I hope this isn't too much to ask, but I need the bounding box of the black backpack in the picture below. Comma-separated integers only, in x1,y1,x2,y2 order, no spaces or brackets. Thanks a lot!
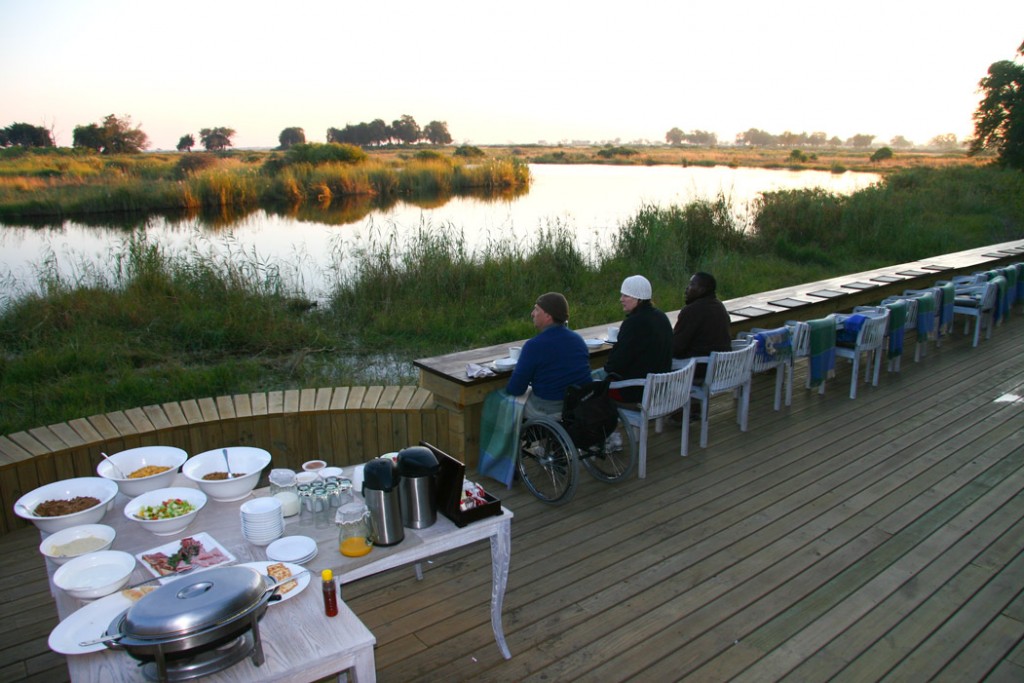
562,376,620,449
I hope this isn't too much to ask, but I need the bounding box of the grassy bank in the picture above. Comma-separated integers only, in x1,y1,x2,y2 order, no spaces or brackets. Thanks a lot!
0,145,531,219
2,164,1022,435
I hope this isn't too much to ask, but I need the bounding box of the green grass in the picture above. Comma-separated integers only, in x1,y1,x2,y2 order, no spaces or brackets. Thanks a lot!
1,164,1023,435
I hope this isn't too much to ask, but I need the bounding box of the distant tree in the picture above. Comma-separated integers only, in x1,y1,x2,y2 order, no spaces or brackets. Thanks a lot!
735,128,776,146
870,146,894,162
846,133,875,148
788,149,809,162
278,127,305,150
928,133,960,150
665,127,684,145
970,41,1024,168
890,135,914,149
367,119,391,145
391,114,421,144
807,131,828,146
72,123,105,152
423,120,452,145
72,114,148,154
199,127,235,151
828,136,843,147
683,129,717,146
1,122,54,147
176,134,195,152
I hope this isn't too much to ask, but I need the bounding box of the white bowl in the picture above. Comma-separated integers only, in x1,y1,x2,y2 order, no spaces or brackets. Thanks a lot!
319,466,344,480
53,550,136,599
40,524,116,565
14,477,119,534
123,487,207,536
182,447,271,502
584,338,605,348
96,446,188,497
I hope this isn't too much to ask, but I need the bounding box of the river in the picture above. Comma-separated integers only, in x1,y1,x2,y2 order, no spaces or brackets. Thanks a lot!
0,164,879,301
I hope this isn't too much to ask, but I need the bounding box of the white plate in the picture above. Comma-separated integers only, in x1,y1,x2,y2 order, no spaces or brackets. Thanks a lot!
266,535,318,564
238,561,311,604
603,337,618,344
48,590,132,655
584,338,605,348
494,357,517,370
135,532,236,580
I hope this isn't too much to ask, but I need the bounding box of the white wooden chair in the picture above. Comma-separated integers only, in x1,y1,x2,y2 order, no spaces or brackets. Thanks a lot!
688,341,757,449
830,309,889,399
952,278,1000,347
902,287,941,360
736,325,795,411
611,360,696,478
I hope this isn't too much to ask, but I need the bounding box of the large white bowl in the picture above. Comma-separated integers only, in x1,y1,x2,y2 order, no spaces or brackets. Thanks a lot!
53,550,136,599
182,447,272,502
96,446,188,497
40,523,116,565
14,477,119,534
123,487,207,536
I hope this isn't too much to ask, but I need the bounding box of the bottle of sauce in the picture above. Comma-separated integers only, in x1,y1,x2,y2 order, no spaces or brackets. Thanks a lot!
321,568,338,617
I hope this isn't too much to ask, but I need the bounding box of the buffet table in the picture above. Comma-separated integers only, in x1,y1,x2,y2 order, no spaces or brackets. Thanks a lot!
43,473,514,681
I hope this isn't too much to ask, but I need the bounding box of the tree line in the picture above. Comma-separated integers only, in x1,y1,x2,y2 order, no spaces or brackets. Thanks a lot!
0,113,453,154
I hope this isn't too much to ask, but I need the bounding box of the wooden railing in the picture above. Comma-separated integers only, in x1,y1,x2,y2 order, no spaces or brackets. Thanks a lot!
0,386,446,534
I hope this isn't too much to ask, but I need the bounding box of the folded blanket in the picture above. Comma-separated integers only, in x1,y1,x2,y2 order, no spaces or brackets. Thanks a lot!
884,300,907,359
913,292,936,340
477,389,524,488
806,318,836,388
754,326,792,363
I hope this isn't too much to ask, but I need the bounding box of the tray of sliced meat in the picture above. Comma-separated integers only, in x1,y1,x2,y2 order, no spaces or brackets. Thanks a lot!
135,532,236,579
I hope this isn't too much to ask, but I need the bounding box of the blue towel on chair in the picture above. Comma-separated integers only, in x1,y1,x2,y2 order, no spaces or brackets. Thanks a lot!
884,300,907,359
807,318,836,388
836,314,867,345
478,389,523,488
914,292,936,340
754,327,792,363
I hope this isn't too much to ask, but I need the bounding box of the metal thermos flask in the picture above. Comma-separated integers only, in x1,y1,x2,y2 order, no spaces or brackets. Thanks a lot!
397,446,440,529
361,458,404,546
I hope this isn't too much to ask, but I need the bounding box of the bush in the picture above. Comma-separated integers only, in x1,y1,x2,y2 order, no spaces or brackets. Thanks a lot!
870,147,894,163
596,146,638,159
283,143,367,166
174,153,219,178
454,145,485,158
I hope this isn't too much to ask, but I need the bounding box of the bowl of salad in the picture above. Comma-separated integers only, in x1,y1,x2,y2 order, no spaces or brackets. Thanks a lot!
123,487,207,536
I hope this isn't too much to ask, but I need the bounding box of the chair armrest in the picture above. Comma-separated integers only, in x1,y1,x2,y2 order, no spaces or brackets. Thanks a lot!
609,378,647,390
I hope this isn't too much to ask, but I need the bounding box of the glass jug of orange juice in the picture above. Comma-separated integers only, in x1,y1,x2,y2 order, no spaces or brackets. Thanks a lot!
336,501,373,557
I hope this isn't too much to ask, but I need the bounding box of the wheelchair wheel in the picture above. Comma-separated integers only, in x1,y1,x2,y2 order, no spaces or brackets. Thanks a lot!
518,417,579,505
579,410,637,483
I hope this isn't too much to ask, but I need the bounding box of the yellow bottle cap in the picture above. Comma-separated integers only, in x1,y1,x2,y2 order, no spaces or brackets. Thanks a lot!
321,569,333,581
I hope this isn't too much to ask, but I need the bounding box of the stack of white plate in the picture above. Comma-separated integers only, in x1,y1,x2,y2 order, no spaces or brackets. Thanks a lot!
265,535,318,565
240,497,284,546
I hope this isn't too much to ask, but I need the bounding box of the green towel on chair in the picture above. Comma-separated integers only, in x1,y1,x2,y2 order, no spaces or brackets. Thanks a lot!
883,300,907,358
807,317,836,387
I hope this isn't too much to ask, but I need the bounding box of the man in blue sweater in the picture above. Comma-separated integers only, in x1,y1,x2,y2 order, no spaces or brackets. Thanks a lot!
506,292,593,419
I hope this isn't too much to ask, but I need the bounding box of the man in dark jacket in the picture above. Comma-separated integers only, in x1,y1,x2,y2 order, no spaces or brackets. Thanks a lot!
603,275,673,403
672,271,732,381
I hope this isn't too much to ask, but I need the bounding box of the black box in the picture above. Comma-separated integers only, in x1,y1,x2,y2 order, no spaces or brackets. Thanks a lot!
420,442,503,528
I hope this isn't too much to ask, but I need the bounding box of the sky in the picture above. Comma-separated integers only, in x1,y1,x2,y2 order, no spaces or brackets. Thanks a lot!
2,0,1023,151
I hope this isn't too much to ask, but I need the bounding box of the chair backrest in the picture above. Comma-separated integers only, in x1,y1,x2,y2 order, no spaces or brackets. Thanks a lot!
856,311,890,349
641,361,697,420
705,341,757,394
786,320,811,358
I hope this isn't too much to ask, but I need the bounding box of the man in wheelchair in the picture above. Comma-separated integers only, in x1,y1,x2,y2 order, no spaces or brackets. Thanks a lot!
505,292,593,419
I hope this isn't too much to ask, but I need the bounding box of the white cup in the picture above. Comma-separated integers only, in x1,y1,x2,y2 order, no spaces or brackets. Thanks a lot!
607,327,619,342
509,346,522,360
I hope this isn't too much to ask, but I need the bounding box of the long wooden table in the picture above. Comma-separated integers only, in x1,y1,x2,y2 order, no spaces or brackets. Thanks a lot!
44,474,514,681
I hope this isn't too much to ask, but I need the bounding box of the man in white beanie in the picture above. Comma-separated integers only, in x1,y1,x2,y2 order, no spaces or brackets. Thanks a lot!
601,274,673,403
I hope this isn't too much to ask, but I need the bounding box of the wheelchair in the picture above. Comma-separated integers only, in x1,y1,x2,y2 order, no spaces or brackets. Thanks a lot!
516,378,638,505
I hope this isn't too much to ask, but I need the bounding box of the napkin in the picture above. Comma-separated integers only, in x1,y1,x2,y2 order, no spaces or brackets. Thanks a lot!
467,363,495,378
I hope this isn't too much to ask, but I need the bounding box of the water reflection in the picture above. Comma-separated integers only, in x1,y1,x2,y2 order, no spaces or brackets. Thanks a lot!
0,164,878,300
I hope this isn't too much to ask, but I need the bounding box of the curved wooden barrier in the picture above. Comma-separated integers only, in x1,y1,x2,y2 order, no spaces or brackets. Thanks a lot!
0,386,444,534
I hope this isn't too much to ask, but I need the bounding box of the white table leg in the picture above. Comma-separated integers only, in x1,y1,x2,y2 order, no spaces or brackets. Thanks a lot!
489,519,513,659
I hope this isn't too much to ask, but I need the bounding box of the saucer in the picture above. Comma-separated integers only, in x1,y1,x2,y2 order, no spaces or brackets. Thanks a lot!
494,357,517,370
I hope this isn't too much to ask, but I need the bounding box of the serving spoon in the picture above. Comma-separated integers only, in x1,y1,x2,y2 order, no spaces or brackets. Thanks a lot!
222,448,234,478
100,452,127,478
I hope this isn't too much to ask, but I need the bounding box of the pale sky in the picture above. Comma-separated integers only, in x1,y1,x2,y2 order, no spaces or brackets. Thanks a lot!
2,0,1022,150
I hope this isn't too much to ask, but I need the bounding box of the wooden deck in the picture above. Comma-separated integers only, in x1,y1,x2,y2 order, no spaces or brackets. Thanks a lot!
6,311,1024,682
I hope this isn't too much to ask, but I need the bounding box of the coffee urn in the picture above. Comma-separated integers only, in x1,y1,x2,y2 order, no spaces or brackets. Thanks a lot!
361,458,404,546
